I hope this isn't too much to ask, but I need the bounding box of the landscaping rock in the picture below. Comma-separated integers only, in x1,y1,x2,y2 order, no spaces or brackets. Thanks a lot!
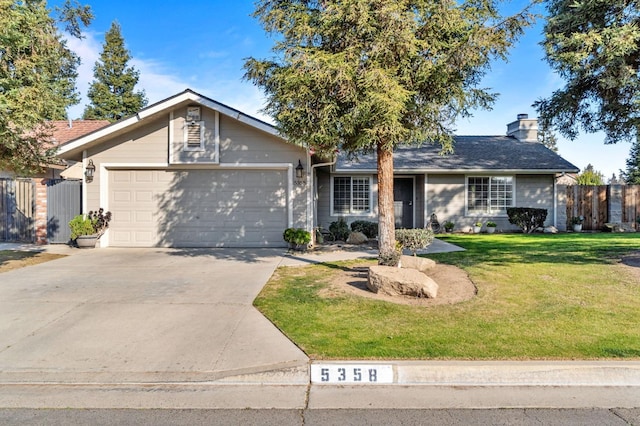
400,255,436,273
368,265,438,298
604,222,637,233
544,226,558,234
346,231,368,244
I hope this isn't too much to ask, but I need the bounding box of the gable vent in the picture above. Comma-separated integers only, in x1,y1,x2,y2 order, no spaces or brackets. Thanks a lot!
187,121,202,146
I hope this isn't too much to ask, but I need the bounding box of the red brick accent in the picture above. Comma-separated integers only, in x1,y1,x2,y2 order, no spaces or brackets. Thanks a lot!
34,179,48,245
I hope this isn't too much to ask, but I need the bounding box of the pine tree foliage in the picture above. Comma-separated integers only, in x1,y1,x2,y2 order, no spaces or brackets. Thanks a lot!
244,0,535,258
535,0,640,144
83,21,147,122
576,163,605,185
0,0,92,174
622,138,640,184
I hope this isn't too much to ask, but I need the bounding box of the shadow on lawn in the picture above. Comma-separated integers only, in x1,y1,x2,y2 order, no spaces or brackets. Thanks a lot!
0,250,41,268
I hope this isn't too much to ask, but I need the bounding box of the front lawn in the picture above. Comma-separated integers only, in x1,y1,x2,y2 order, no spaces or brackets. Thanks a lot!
254,233,640,360
0,250,66,274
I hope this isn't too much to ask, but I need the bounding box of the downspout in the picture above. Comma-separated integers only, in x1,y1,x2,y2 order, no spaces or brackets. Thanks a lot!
310,155,337,245
553,178,557,227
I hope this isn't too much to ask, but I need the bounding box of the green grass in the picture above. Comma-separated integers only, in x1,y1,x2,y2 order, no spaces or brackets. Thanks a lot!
254,233,640,360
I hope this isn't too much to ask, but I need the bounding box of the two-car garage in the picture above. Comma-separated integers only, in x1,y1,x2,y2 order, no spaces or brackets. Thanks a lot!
107,169,289,248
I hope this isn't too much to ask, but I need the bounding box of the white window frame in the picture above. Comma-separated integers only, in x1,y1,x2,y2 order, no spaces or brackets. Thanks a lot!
183,120,205,151
330,175,373,216
465,175,515,216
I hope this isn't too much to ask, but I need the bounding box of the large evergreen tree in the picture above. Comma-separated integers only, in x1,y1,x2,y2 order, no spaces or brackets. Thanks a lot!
535,0,640,144
576,163,605,185
83,21,147,122
0,0,92,174
622,139,640,184
245,0,535,261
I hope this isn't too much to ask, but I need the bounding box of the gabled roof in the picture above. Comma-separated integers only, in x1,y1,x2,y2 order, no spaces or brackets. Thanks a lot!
335,136,579,174
56,89,279,158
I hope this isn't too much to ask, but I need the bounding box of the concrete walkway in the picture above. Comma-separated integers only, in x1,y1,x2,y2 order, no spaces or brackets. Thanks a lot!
1,240,639,410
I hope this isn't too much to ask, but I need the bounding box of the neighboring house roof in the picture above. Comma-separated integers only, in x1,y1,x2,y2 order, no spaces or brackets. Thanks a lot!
48,120,110,145
335,136,579,173
57,89,279,159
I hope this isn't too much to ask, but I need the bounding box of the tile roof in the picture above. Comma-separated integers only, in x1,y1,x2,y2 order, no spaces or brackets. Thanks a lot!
48,120,110,145
335,136,579,173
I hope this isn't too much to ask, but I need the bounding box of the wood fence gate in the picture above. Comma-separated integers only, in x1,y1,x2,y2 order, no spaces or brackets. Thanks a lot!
565,185,639,231
0,178,36,242
47,179,82,244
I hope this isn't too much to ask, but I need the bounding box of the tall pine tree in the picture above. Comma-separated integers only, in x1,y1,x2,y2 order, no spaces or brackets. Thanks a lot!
622,139,640,184
535,0,640,144
0,0,92,174
245,0,535,260
83,21,147,122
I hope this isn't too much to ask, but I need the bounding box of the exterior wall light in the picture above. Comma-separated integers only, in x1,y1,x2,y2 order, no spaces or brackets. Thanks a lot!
85,159,96,183
295,159,304,179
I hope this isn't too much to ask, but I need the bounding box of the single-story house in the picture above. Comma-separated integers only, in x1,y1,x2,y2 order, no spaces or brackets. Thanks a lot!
318,114,580,232
56,89,578,248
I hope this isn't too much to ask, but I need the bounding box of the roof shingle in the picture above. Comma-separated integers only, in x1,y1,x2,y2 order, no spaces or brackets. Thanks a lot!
335,136,579,173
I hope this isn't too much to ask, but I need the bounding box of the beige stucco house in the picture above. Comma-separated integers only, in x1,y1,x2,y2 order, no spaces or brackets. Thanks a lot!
316,114,580,233
57,89,309,248
56,90,579,248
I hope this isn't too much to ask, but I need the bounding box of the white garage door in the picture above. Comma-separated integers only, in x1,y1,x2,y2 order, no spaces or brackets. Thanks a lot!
108,169,288,247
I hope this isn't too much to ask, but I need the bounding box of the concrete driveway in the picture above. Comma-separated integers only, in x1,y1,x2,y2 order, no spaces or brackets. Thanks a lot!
0,248,309,385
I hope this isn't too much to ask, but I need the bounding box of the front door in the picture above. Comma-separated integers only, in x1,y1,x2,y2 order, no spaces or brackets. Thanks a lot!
393,177,414,229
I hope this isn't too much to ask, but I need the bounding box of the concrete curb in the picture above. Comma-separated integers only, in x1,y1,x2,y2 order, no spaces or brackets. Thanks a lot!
310,360,640,387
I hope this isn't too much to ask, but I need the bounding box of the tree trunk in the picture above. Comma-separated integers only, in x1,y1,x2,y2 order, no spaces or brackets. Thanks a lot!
377,143,395,263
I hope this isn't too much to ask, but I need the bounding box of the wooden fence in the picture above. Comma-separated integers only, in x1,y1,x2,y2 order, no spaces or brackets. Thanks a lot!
565,185,639,231
0,178,36,242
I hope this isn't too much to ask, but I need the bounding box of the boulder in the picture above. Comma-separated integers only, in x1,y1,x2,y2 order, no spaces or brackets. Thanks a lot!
368,265,438,298
346,231,368,244
544,226,558,234
400,255,436,273
604,222,637,233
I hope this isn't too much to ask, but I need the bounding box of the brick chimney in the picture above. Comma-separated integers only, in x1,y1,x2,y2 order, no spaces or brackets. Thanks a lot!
507,113,538,142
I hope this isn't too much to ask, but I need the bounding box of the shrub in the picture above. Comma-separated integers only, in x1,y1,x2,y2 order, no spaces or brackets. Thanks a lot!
68,208,112,240
378,249,402,266
350,220,378,238
395,228,434,255
507,207,548,234
486,221,497,227
329,217,350,241
283,228,311,245
444,221,455,231
69,215,96,239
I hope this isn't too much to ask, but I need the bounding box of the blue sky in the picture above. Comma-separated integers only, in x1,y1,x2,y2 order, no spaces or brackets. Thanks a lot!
56,0,630,179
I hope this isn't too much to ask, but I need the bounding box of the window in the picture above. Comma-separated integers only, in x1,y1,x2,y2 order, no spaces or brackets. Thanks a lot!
467,176,513,214
332,176,371,215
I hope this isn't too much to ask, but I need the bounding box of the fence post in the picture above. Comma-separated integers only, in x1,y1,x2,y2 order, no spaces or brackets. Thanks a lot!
556,184,568,231
608,185,623,225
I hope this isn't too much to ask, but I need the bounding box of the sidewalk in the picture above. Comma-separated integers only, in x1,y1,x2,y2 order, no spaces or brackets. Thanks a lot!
1,240,639,410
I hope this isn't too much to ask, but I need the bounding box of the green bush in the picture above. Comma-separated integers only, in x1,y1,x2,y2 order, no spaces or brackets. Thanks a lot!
350,220,378,238
507,207,548,234
283,228,311,245
68,208,112,240
395,228,434,255
329,217,350,241
69,215,97,239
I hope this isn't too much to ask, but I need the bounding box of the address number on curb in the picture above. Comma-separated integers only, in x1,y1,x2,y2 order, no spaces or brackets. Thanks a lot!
311,364,393,384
